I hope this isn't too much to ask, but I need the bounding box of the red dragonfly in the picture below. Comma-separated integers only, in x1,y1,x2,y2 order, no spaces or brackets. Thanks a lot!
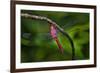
50,24,64,54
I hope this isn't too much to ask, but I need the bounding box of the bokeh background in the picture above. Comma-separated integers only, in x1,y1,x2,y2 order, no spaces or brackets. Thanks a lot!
21,10,89,63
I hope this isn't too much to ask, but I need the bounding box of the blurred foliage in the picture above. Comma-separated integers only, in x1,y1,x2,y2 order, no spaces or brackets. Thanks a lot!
21,10,89,63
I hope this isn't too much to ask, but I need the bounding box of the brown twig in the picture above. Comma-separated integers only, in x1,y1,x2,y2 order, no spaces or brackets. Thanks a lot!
21,13,75,60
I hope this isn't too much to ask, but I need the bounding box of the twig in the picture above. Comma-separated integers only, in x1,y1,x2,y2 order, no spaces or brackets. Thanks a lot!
21,13,75,60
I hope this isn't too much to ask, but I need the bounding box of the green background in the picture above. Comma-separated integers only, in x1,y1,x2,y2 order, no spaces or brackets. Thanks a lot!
21,10,89,63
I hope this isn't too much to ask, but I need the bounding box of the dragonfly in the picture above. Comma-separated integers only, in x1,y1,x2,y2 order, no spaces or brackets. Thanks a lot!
50,24,64,54
22,26,64,54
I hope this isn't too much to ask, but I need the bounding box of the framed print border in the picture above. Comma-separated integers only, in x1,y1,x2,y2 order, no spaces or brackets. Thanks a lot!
10,0,97,73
